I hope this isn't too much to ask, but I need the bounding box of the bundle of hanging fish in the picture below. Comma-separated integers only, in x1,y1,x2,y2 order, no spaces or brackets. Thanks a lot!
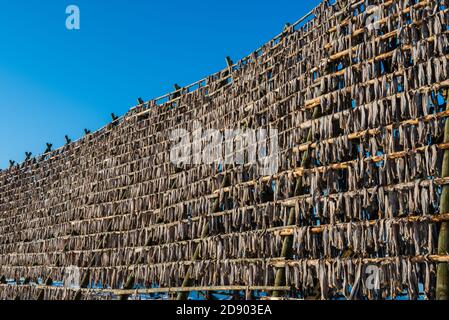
292,217,438,259
135,260,275,288
284,257,436,300
0,285,39,300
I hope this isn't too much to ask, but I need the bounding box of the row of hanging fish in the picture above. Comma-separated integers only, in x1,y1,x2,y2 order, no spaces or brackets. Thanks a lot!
293,217,438,258
0,285,112,300
0,215,439,276
285,257,436,300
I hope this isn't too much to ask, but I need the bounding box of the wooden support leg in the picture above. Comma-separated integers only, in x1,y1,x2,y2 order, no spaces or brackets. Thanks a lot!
176,222,210,300
74,221,113,300
437,93,449,300
272,208,295,298
36,277,53,300
437,223,449,299
120,235,156,301
177,180,223,300
119,274,136,301
273,107,321,298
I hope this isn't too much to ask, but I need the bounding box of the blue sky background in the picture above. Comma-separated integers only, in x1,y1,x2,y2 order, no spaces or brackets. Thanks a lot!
0,0,318,169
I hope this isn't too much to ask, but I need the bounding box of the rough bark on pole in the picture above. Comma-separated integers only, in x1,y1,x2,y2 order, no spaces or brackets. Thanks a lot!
437,90,449,300
120,234,156,301
74,221,113,300
36,277,53,300
119,274,136,301
176,182,226,300
176,221,210,300
272,107,321,298
271,207,295,298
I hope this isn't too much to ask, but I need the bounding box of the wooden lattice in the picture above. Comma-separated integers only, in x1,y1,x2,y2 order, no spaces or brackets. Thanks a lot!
1,0,449,300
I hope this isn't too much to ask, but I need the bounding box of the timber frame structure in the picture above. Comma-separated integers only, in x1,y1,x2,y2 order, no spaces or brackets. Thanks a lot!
1,0,449,300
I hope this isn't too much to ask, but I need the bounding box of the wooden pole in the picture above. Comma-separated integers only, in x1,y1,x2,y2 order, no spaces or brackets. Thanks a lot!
176,221,210,300
120,231,157,301
74,220,113,300
272,106,321,297
271,207,295,298
119,274,136,301
176,180,224,300
176,167,234,300
437,90,449,300
36,277,53,300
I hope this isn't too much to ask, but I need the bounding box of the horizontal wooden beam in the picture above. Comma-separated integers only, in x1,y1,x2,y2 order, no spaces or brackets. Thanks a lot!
278,213,449,236
0,284,291,295
270,255,449,268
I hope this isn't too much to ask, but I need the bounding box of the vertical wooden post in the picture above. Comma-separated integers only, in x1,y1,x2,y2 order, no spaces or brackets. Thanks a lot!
177,171,225,301
120,234,157,301
36,277,53,300
272,107,320,298
119,274,136,301
437,90,449,300
272,207,296,298
176,221,210,300
74,220,113,300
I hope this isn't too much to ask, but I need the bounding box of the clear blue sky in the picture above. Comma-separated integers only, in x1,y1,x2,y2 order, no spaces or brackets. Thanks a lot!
0,0,318,169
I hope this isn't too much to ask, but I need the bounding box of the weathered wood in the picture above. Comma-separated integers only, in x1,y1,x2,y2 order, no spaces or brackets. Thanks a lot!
176,221,210,300
272,106,321,297
437,90,449,300
74,220,113,300
119,274,136,301
1,0,448,302
0,283,291,295
36,277,53,300
270,255,449,268
278,213,449,236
